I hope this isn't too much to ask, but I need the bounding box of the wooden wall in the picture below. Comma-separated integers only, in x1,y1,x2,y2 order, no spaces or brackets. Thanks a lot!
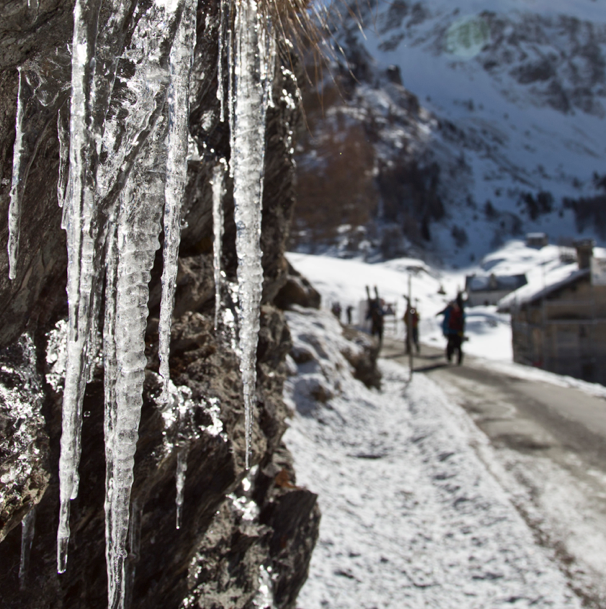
511,276,606,384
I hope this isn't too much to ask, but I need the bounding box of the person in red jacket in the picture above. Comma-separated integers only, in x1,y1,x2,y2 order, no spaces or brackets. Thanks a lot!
404,303,420,354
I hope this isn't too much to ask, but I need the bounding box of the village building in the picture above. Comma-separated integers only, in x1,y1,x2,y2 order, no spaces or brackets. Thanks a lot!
465,273,527,306
498,240,606,384
526,232,549,248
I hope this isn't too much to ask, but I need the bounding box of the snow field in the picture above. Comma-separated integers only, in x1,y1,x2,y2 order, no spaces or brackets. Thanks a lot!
286,250,515,362
284,307,580,608
287,241,606,373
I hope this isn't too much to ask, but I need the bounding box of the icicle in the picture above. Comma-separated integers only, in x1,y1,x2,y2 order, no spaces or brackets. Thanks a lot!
258,15,277,111
212,161,226,331
217,0,227,122
57,0,101,572
227,17,235,179
59,0,186,579
172,382,196,529
87,291,102,382
19,508,36,589
128,498,142,561
158,0,197,402
104,108,166,607
263,26,277,111
175,443,190,529
105,180,163,608
8,68,27,281
231,0,273,469
56,104,69,208
103,214,118,600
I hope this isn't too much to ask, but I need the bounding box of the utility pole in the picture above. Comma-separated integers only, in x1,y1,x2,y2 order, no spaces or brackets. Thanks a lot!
408,274,413,379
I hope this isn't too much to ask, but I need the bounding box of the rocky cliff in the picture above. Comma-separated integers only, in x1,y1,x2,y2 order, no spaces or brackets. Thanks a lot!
0,1,319,607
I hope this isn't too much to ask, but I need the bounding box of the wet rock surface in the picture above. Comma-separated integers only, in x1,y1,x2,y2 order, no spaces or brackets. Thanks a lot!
274,262,321,311
0,1,317,608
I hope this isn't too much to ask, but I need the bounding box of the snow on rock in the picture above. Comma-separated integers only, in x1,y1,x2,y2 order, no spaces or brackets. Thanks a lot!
0,335,48,543
284,306,582,608
284,307,374,415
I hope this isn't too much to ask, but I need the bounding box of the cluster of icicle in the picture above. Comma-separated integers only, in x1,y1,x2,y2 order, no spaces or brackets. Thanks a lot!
7,0,276,606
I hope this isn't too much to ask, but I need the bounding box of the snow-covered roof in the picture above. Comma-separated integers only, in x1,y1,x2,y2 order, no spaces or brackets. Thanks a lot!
466,273,527,293
498,265,589,310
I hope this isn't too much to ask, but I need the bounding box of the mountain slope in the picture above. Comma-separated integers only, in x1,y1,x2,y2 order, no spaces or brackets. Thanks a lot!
292,0,606,265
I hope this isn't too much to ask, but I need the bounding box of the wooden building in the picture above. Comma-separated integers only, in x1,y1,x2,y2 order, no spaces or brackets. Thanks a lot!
498,241,606,384
526,232,549,248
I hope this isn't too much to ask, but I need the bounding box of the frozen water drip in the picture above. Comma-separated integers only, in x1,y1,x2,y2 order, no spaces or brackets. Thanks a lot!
230,0,274,469
212,161,226,332
158,0,197,403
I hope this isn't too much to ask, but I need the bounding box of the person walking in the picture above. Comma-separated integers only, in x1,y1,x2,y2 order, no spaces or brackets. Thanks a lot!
366,286,385,347
346,305,354,325
440,294,465,365
403,302,420,354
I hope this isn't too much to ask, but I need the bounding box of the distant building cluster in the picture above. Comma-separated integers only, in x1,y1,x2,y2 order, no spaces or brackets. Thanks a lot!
465,273,527,307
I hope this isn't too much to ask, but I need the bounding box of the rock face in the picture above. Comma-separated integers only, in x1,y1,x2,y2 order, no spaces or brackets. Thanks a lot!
274,262,322,311
0,1,319,608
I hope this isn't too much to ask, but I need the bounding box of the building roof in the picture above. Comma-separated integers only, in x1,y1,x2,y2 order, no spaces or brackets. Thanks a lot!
497,265,589,311
466,273,527,293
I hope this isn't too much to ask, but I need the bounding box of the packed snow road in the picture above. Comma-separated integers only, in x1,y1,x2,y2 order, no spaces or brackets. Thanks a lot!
388,339,606,468
382,337,606,607
283,308,588,609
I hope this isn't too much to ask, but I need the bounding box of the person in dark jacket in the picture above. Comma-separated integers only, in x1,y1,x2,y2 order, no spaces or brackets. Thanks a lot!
366,286,385,346
346,305,354,325
440,295,465,364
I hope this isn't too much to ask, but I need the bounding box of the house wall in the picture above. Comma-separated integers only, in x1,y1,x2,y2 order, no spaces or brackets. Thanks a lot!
511,278,606,384
468,290,511,307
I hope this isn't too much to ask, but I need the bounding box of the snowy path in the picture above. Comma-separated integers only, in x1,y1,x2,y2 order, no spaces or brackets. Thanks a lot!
283,308,581,608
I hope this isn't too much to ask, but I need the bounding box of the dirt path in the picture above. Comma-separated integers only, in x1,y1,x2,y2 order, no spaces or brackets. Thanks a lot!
381,337,606,607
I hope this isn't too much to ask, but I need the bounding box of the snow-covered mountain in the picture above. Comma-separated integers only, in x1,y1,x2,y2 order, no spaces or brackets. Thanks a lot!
292,0,606,266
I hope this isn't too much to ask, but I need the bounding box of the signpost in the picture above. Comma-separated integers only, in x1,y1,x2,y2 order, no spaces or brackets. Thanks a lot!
407,274,413,379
